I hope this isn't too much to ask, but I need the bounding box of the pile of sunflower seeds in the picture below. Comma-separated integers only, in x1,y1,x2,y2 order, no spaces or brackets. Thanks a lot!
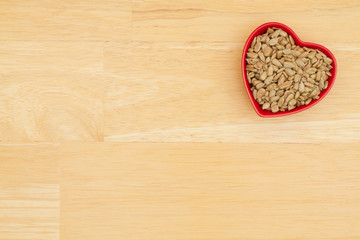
245,27,333,113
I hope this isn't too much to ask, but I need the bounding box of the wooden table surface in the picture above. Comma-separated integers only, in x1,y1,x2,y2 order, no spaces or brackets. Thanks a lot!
1,1,360,239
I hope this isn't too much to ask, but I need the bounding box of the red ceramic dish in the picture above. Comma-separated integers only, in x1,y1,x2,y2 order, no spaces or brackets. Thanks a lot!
241,22,337,117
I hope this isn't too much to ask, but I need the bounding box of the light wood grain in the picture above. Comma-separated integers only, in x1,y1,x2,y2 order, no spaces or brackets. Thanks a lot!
0,0,360,239
0,0,131,41
0,42,104,142
0,71,104,142
0,144,59,240
132,0,360,42
60,143,360,239
104,41,360,142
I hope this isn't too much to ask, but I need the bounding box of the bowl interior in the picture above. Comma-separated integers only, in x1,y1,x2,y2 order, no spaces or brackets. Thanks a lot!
241,22,337,117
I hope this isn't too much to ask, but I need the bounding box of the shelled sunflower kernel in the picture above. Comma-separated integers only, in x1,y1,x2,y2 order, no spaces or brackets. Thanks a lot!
245,27,333,113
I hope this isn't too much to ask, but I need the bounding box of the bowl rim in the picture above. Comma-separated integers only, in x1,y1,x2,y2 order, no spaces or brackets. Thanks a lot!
241,22,337,118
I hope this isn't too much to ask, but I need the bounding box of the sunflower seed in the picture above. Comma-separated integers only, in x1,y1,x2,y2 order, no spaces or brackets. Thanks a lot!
266,84,276,91
285,68,295,76
270,96,280,102
254,42,261,52
269,38,278,46
272,58,282,67
319,77,325,89
291,50,301,57
289,99,297,106
299,81,305,93
256,82,265,89
285,94,294,106
257,88,266,98
271,105,279,113
283,49,291,54
296,59,305,68
279,81,292,89
289,35,295,45
272,30,281,38
247,52,258,58
284,62,295,68
260,71,267,81
262,102,270,109
276,90,284,96
278,96,285,107
308,52,316,59
264,46,272,56
306,68,317,74
278,75,285,85
264,76,273,85
299,52,309,58
324,57,332,65
246,27,333,113
280,30,287,37
324,81,328,89
293,82,299,90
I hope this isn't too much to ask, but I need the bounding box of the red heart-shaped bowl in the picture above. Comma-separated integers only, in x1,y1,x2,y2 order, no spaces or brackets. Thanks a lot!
241,22,337,117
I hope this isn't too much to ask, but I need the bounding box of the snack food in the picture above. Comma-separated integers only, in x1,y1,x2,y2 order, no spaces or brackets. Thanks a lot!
245,27,333,113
